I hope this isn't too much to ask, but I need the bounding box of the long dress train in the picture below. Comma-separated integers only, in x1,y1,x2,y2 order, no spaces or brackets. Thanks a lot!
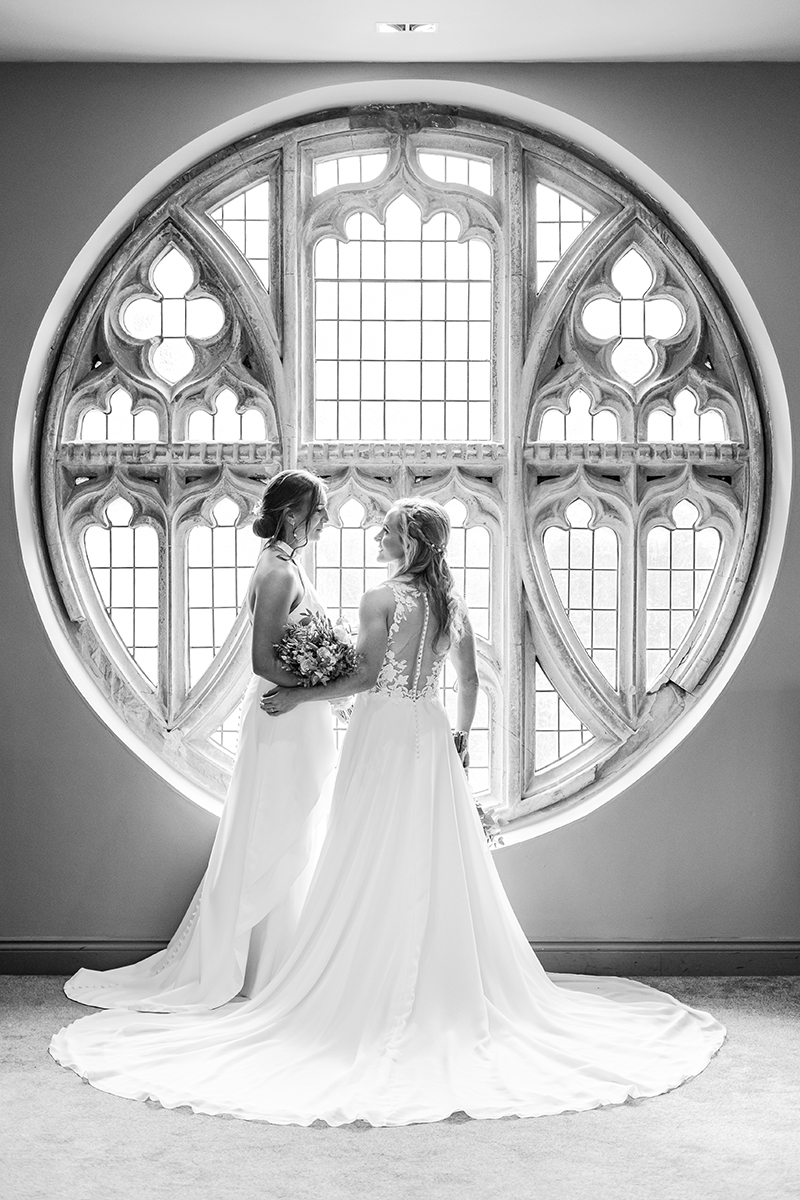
62,563,336,1013
51,580,724,1122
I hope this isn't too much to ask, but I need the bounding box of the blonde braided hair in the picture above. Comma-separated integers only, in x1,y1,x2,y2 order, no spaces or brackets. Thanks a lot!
391,499,464,648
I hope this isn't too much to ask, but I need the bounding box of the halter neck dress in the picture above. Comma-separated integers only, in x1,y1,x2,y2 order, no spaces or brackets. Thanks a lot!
61,550,336,1013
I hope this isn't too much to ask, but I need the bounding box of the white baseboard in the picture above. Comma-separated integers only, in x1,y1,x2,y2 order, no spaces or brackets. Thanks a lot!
1,938,799,976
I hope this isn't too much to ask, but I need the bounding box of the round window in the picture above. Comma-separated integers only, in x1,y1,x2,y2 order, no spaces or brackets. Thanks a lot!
24,97,781,839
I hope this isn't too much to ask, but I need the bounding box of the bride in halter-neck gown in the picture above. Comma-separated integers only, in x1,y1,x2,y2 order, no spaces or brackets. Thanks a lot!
51,501,724,1125
61,479,336,1014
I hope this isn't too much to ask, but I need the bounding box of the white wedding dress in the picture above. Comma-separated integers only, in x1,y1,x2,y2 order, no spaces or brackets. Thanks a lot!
51,580,724,1125
62,561,336,1013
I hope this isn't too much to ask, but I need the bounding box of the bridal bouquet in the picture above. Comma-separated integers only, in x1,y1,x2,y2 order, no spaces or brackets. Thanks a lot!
274,613,358,687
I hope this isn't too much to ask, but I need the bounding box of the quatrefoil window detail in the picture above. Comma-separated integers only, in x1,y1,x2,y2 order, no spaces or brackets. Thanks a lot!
121,247,225,384
581,247,684,385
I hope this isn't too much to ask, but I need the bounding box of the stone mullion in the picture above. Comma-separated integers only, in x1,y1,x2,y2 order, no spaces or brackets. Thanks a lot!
616,465,639,723
282,135,301,468
630,465,694,705
165,472,186,726
500,132,526,809
631,466,650,706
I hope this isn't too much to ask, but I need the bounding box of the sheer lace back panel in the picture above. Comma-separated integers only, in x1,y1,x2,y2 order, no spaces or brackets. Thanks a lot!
372,582,448,701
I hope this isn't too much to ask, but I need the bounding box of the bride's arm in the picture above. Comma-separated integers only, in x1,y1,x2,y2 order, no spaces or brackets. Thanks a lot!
250,561,310,686
448,613,479,734
262,589,391,713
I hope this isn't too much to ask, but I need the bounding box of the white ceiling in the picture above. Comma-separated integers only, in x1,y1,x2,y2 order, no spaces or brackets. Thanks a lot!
0,0,798,62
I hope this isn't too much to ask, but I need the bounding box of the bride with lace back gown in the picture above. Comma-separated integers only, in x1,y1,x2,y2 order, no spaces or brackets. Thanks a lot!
61,471,336,1013
51,499,724,1125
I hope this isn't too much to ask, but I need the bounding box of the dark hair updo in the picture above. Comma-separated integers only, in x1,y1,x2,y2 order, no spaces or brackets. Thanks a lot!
252,469,326,545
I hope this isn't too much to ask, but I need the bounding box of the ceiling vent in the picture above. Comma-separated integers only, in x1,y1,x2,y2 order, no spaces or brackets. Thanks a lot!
376,23,438,34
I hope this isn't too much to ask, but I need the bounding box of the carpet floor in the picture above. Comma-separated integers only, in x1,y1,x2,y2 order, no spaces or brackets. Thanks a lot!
0,975,797,1200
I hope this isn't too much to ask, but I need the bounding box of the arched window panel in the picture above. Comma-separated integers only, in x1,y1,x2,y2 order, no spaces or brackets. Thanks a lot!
645,500,722,688
542,498,620,690
407,126,507,200
533,663,594,773
186,497,260,690
186,388,268,443
83,497,160,688
535,184,596,291
311,489,385,754
518,467,639,814
314,494,385,628
637,469,743,694
644,387,732,444
209,179,271,292
536,387,620,443
526,237,729,467
443,497,492,641
60,370,169,446
42,197,279,792
417,152,493,196
51,230,280,458
75,387,161,443
313,198,494,443
297,123,399,200
314,153,390,195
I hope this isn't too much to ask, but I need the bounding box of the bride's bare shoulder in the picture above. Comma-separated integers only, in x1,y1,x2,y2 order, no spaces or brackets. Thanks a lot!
248,545,299,604
362,580,394,602
358,581,396,616
252,543,295,574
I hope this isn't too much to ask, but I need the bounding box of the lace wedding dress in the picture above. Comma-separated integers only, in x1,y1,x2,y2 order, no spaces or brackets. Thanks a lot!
61,560,336,1013
51,580,724,1124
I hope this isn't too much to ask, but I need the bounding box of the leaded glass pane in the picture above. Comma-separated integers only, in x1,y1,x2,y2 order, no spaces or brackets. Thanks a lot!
543,500,619,689
186,500,259,688
84,498,159,686
314,197,493,441
646,502,721,686
418,152,492,195
534,664,593,772
210,180,271,289
536,184,594,289
314,153,389,194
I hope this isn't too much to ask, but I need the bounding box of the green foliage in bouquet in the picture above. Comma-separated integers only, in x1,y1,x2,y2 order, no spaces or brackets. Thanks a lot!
274,614,358,687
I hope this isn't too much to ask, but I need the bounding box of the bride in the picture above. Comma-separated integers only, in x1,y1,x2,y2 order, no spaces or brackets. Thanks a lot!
51,497,724,1125
61,469,336,1012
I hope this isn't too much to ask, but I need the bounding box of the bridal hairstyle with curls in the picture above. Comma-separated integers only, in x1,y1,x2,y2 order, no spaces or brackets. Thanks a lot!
392,498,464,648
252,469,326,550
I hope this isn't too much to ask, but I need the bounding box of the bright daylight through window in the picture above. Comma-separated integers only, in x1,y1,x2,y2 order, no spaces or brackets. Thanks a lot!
39,106,765,828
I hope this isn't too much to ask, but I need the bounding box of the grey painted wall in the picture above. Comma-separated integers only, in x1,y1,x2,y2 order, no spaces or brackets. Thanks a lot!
1,62,798,946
